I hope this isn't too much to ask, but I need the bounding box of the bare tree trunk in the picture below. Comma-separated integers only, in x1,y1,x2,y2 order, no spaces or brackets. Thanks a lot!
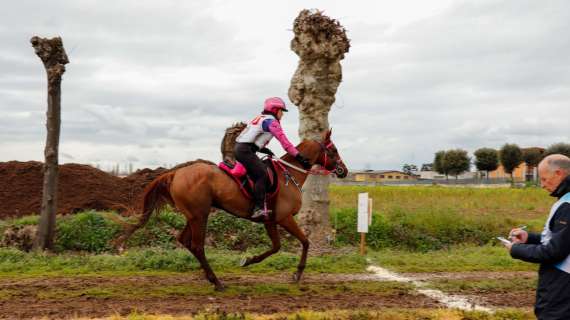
31,36,69,250
288,10,349,247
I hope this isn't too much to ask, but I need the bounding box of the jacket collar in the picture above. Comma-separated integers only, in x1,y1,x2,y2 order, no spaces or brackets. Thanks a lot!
551,175,570,199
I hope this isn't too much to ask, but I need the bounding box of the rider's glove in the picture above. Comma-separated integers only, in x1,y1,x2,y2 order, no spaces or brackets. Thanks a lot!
295,153,312,170
259,147,275,157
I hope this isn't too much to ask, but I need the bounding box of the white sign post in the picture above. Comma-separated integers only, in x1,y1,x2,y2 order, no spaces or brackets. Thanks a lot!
358,193,372,255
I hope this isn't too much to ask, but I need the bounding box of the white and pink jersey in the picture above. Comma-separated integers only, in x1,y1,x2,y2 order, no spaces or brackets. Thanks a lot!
236,114,299,156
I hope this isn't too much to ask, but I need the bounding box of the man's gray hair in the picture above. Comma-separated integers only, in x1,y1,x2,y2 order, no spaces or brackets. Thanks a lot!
543,154,570,174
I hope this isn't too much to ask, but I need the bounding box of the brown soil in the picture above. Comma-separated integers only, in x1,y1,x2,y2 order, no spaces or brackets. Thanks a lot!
0,273,536,319
0,274,436,319
0,160,212,219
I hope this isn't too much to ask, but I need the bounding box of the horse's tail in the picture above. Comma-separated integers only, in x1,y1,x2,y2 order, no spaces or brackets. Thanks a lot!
114,171,176,251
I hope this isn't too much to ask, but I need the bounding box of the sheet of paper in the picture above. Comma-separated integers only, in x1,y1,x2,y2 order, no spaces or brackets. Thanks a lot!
358,193,369,233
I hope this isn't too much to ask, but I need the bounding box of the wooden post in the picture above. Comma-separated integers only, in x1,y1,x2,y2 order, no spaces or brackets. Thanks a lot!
368,198,373,225
360,232,366,255
32,36,69,250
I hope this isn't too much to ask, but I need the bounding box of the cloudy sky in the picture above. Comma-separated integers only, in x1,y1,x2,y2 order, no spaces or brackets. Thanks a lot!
1,0,569,172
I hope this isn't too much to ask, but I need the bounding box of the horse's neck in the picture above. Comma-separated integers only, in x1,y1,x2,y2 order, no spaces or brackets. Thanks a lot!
280,141,321,187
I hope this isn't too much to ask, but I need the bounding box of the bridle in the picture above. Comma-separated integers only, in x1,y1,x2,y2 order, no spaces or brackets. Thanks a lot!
309,141,335,175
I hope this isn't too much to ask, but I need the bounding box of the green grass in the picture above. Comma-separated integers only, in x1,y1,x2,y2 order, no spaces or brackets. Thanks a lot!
0,244,538,277
330,185,550,216
330,185,550,250
0,247,368,277
0,214,39,231
367,245,538,272
428,278,537,293
1,281,411,301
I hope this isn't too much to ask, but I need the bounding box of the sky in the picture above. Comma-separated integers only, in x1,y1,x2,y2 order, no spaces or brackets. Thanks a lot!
1,0,569,172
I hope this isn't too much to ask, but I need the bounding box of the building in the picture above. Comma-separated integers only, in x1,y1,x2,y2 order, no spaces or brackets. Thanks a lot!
488,162,535,181
488,147,545,182
418,170,476,180
349,170,418,183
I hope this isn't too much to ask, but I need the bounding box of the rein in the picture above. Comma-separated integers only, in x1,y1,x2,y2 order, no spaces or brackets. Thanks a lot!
275,158,310,174
274,158,330,175
272,141,334,176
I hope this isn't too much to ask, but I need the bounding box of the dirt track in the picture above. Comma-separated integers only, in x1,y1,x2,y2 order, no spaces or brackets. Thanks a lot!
0,273,535,319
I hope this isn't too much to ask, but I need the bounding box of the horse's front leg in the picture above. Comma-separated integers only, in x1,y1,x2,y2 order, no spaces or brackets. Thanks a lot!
240,222,281,267
278,215,309,282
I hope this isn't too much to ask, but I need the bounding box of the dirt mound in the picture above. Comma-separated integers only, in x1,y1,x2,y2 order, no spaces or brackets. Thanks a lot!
0,161,129,218
0,160,216,219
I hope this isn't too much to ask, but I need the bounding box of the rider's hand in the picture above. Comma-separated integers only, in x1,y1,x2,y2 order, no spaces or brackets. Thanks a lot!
509,228,528,244
295,153,312,170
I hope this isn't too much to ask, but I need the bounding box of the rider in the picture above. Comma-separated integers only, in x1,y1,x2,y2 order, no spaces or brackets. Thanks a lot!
235,97,312,219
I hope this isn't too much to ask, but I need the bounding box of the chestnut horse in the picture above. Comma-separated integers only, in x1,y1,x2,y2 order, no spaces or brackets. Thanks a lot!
115,130,347,291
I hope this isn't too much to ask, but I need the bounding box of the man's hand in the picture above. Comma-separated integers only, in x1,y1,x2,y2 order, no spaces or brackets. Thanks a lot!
503,241,513,252
295,153,312,170
509,228,528,244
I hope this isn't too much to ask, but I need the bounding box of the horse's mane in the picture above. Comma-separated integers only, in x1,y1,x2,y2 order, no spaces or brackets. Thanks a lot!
220,122,247,162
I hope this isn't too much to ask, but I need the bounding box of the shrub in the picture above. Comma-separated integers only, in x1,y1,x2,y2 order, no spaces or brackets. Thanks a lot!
331,207,503,251
55,211,122,253
207,212,273,250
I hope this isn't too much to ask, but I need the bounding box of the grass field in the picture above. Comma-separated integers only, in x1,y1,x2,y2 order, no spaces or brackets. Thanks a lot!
330,185,550,223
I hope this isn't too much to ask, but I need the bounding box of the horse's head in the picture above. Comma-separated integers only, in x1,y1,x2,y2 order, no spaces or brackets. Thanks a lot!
314,129,348,178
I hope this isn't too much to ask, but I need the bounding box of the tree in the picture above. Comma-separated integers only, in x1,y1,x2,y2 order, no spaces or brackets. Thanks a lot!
500,143,523,183
522,148,544,167
474,148,499,179
288,10,350,246
522,147,544,182
444,149,470,180
545,143,570,158
433,150,449,179
31,36,69,250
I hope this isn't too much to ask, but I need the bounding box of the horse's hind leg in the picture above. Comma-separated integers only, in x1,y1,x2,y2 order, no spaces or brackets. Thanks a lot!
177,222,193,248
188,216,225,291
240,222,281,267
278,215,309,283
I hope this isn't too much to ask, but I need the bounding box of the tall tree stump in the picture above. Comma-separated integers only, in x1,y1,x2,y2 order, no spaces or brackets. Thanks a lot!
288,10,350,247
31,36,69,250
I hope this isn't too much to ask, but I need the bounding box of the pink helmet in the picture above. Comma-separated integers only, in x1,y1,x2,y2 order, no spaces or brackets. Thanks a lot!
263,97,288,114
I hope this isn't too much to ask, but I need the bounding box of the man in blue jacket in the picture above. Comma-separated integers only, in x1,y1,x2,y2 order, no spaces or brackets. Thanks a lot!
506,154,570,319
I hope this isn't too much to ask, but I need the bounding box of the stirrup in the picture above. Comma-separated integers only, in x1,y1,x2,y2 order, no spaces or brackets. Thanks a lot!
251,208,269,219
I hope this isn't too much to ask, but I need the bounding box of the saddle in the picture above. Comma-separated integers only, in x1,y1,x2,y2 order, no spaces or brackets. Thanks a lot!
218,159,280,200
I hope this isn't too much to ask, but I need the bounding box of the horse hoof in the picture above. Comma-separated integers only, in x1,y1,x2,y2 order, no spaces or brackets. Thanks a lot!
239,257,249,267
215,284,226,292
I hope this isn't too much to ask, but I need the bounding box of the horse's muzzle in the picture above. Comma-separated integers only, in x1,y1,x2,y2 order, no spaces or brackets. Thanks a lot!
334,165,348,178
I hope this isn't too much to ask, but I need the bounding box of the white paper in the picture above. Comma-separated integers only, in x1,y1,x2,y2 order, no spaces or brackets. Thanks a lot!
358,193,369,233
